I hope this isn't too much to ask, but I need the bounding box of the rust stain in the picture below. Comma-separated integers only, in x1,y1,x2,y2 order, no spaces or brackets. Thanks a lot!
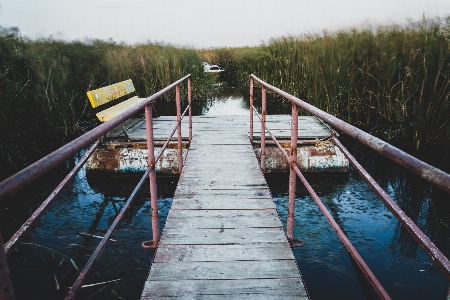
88,149,120,172
308,147,336,156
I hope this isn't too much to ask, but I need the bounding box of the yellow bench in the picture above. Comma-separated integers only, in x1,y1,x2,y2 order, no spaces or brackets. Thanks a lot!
87,79,144,122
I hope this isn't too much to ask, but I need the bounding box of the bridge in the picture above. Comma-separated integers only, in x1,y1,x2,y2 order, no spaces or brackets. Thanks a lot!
0,75,449,299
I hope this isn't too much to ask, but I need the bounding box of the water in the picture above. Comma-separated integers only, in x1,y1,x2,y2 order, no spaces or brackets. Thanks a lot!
266,142,449,299
1,88,449,299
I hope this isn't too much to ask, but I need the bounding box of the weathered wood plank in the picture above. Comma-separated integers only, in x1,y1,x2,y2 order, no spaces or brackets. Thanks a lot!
153,244,296,262
174,189,272,197
164,209,283,229
142,279,308,298
142,294,306,300
175,177,268,184
87,79,135,108
148,260,301,280
172,198,275,210
159,227,288,244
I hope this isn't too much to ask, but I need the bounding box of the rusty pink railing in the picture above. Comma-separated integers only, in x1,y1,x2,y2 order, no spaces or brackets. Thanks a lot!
250,74,450,300
0,75,192,300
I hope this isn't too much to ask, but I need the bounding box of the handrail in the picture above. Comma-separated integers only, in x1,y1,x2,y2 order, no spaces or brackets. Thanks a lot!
66,104,192,300
252,108,390,299
331,135,450,279
5,139,101,256
0,75,192,300
250,74,450,195
250,74,450,298
0,74,191,201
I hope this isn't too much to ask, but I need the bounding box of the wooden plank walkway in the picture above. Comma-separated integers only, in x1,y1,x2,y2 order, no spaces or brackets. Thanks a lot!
105,115,331,141
141,116,308,299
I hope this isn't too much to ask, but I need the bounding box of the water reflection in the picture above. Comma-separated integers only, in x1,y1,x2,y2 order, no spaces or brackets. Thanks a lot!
202,87,249,115
0,150,178,300
266,138,450,300
2,88,449,299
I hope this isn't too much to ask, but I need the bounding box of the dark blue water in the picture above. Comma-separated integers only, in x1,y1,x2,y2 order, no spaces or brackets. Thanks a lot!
1,89,449,299
0,155,176,300
266,139,449,300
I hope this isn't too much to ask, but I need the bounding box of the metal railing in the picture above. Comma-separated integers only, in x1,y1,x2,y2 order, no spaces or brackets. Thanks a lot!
0,75,192,300
249,74,450,300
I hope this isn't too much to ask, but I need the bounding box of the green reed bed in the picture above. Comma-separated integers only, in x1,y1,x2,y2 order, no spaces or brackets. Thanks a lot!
1,17,449,177
0,29,212,178
203,18,450,167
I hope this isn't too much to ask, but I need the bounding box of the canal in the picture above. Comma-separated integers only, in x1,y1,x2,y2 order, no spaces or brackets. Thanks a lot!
1,87,449,299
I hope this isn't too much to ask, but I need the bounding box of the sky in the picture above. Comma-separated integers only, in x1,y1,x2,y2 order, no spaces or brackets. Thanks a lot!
0,0,449,48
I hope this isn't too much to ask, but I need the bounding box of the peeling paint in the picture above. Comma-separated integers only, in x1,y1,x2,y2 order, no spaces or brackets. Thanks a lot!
254,141,349,172
86,145,188,176
87,140,348,176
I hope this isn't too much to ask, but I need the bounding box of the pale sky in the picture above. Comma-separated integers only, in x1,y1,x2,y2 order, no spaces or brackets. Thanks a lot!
0,0,449,48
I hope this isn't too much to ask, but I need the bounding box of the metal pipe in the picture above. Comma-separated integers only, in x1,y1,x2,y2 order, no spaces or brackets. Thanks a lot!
146,105,160,244
260,85,266,171
253,110,290,160
64,167,151,300
287,103,298,243
250,74,450,194
332,136,450,280
292,163,390,299
0,230,15,300
249,76,254,142
0,74,192,201
65,104,190,299
253,109,390,299
176,85,182,173
188,77,192,143
252,140,326,146
155,105,190,165
5,140,100,256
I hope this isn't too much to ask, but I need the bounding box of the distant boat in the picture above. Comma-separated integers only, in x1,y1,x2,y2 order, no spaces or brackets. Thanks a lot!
202,62,225,73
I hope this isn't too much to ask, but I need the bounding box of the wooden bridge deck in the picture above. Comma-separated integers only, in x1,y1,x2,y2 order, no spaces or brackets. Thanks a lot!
140,116,308,299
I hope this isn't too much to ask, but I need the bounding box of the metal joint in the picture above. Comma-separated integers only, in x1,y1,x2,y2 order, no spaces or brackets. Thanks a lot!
289,238,305,248
142,240,158,249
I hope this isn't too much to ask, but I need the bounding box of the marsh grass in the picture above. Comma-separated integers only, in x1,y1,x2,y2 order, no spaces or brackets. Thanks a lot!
203,17,450,167
1,16,449,176
0,31,213,178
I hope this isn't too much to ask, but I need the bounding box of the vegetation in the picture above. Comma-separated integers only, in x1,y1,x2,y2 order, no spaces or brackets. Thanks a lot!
1,16,449,177
204,17,450,167
0,29,211,178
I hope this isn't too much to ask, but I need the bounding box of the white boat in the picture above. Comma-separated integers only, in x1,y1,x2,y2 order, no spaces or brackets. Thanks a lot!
202,62,225,73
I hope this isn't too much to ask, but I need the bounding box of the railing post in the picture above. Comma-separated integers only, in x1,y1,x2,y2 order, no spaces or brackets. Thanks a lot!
188,77,192,143
145,104,160,244
260,85,266,171
176,84,182,173
249,76,254,142
0,230,15,300
287,102,298,244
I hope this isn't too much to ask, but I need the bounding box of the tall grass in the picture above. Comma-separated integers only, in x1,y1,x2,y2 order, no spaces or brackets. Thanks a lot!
0,30,211,178
203,17,450,165
1,16,449,177
103,43,212,116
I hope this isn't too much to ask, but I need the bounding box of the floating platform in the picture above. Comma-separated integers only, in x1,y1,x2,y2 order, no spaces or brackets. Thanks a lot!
86,115,348,176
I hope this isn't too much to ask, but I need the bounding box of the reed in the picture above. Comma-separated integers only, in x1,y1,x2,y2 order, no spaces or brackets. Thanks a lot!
0,31,211,177
1,16,449,176
204,17,450,165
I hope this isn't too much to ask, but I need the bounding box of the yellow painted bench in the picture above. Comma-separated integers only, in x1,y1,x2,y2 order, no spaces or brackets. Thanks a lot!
87,79,144,122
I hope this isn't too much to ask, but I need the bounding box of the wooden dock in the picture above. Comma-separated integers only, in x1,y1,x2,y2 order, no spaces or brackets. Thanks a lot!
87,115,348,175
140,115,308,299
